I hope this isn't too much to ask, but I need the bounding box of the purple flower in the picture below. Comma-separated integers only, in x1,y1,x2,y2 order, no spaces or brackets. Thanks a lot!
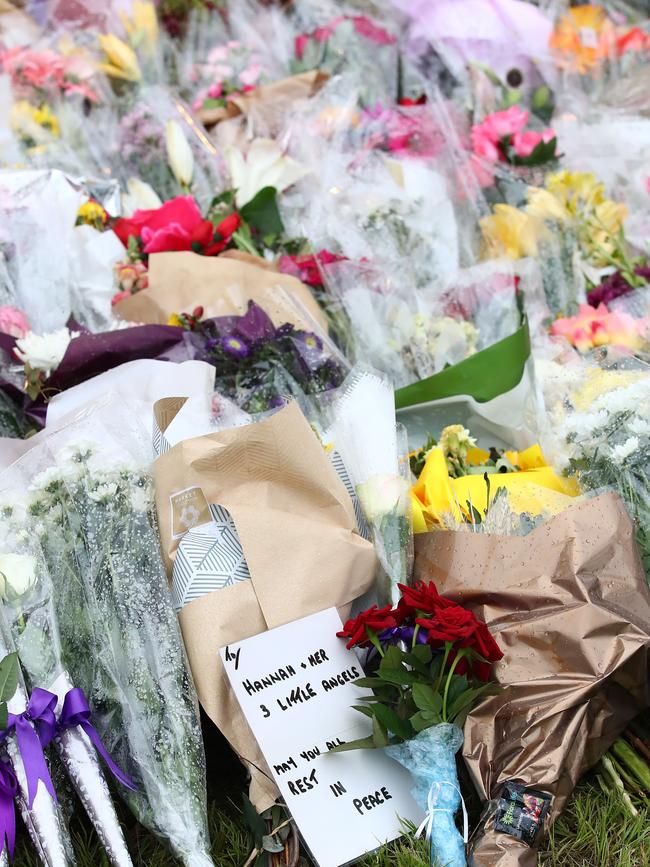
235,302,276,343
221,335,249,358
588,266,650,307
379,625,429,646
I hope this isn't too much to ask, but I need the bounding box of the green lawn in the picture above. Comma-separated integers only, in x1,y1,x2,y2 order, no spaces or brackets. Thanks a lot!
12,720,649,867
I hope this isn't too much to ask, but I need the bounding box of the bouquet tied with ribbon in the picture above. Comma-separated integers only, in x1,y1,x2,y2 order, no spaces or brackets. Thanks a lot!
335,580,503,867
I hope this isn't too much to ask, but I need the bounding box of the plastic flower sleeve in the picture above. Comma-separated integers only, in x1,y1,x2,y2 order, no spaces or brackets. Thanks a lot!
0,477,134,867
328,367,413,605
386,724,466,867
15,404,213,867
0,612,74,867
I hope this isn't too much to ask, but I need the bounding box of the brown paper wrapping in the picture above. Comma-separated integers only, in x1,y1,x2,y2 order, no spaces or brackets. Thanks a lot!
413,493,650,867
114,250,328,333
198,71,329,130
154,401,377,808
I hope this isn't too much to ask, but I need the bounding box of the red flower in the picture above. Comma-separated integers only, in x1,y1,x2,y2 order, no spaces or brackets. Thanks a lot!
113,196,205,254
417,605,478,645
278,249,345,287
397,580,458,616
114,199,242,258
351,15,395,45
337,605,397,650
398,95,427,106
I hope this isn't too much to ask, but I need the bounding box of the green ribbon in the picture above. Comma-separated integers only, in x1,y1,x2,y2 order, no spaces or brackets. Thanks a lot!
395,319,531,411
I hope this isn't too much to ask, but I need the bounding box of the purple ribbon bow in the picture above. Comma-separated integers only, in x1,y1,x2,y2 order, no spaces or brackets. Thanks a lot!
5,688,57,810
0,760,17,858
58,689,136,791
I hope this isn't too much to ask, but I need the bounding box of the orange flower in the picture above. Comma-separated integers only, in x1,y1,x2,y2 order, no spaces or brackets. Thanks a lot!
550,5,614,73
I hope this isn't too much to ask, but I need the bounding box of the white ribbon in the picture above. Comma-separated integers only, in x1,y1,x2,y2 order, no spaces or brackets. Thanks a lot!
415,780,469,845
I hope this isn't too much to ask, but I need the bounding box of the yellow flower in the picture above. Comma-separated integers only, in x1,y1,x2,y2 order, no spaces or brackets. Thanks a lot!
480,204,542,260
119,1,158,55
526,187,569,223
11,101,59,146
167,313,183,327
98,34,141,82
411,444,578,532
550,5,613,74
77,200,107,229
545,170,605,215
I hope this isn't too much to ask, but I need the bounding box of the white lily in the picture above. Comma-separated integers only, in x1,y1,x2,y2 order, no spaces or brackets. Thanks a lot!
121,177,162,216
165,120,194,189
225,138,309,207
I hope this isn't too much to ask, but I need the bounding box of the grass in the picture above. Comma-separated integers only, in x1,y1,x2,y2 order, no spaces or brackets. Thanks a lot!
10,723,650,867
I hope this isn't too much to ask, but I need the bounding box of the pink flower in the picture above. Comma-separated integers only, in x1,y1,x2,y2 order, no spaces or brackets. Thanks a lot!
481,105,529,140
295,34,310,60
207,82,223,99
550,303,647,352
111,290,132,307
0,306,29,338
239,63,262,86
512,128,556,158
1,47,65,90
471,125,501,162
352,15,396,44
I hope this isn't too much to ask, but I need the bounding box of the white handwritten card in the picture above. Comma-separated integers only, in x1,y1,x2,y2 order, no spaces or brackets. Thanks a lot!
220,608,424,867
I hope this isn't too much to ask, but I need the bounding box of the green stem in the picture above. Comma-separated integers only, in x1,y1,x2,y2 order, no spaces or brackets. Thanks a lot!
442,649,466,722
232,229,259,257
434,642,452,695
411,624,420,651
366,628,384,658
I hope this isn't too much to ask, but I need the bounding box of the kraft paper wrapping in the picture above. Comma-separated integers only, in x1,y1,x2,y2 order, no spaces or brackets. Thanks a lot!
114,250,329,332
154,401,377,808
198,71,329,130
413,493,650,867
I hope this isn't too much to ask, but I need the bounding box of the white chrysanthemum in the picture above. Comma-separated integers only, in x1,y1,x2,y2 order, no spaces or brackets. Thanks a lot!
130,484,153,513
610,436,640,464
88,482,118,503
15,327,78,376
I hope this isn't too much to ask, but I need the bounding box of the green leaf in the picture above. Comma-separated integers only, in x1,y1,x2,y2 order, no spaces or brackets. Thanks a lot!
241,792,266,848
262,835,285,854
351,705,374,718
0,702,7,731
445,674,468,709
412,683,443,714
0,653,19,704
240,186,284,236
411,645,433,664
429,653,444,683
378,668,420,686
410,710,439,732
372,716,389,748
353,677,384,689
372,703,413,741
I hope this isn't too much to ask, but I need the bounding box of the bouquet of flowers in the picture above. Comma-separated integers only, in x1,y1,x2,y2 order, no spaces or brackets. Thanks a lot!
291,13,398,105
0,502,135,866
335,580,502,867
184,300,347,413
537,346,650,580
8,408,214,866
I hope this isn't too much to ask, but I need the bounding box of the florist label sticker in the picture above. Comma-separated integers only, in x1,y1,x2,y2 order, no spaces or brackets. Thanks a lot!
170,486,211,538
220,608,423,867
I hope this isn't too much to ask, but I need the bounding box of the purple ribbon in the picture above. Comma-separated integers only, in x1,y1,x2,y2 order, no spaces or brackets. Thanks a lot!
0,761,17,858
57,689,136,791
5,688,57,810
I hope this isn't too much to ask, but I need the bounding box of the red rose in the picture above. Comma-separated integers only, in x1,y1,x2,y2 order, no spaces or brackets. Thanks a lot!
337,604,397,650
398,95,427,106
397,580,458,616
417,605,478,645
